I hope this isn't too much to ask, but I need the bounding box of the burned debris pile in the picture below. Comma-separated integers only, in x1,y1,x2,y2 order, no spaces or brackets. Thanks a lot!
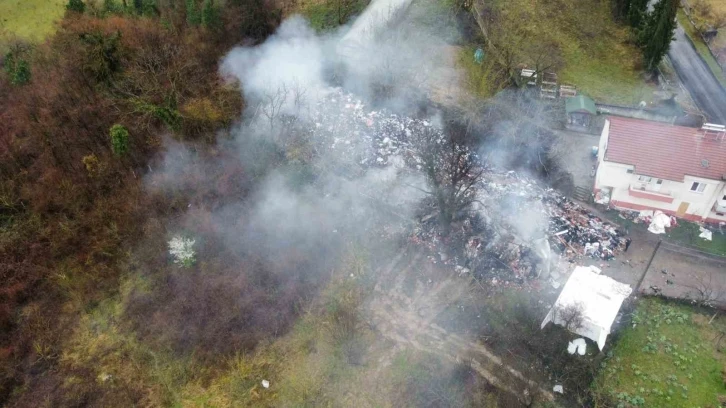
296,89,628,283
415,171,629,283
545,196,628,261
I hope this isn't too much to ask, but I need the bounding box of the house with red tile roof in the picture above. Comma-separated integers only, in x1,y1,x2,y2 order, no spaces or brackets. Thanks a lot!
594,116,726,224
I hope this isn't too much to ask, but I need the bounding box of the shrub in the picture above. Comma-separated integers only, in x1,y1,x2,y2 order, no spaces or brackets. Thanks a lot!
66,0,86,13
82,154,100,176
186,0,200,26
79,31,122,83
201,0,220,29
102,0,122,14
109,124,129,156
4,52,32,86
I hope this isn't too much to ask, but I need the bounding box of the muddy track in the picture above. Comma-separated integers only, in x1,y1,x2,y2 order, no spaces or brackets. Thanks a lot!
367,246,554,404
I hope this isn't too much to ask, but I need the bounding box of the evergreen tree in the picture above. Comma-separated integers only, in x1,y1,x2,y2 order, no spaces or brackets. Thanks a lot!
627,0,648,28
142,0,159,16
11,59,31,85
110,124,130,156
642,0,678,71
201,0,219,28
66,0,86,13
613,0,632,20
103,0,121,13
186,0,201,26
133,0,143,14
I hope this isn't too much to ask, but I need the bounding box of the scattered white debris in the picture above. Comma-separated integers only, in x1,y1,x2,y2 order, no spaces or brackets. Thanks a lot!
262,380,270,389
455,265,470,276
168,236,196,267
646,211,672,234
636,210,654,221
594,188,610,205
699,226,713,241
553,384,564,394
588,265,602,274
567,338,587,355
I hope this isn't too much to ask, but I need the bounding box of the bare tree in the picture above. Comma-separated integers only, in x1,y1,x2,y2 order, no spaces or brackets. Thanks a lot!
554,302,585,332
256,84,289,131
685,272,725,307
481,9,564,88
409,123,483,234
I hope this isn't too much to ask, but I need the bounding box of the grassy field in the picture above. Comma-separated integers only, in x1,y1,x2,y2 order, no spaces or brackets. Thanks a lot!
0,0,66,43
296,0,370,31
665,220,726,256
464,0,655,105
676,9,726,88
61,272,501,407
594,298,726,407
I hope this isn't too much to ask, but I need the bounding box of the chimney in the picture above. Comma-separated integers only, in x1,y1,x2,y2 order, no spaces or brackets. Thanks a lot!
701,123,725,141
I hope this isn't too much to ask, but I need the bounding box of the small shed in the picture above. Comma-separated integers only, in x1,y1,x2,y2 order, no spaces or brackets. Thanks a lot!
565,95,596,130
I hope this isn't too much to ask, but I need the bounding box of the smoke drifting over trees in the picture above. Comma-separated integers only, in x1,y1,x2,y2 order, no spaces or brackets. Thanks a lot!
0,0,581,405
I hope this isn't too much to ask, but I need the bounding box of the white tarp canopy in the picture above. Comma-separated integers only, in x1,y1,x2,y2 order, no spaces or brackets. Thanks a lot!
541,266,632,350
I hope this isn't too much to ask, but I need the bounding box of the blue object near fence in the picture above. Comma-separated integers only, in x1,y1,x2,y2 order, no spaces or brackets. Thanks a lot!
474,48,484,64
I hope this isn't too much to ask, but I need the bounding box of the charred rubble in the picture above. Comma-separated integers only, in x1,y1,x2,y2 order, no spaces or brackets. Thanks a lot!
413,171,629,284
290,89,628,284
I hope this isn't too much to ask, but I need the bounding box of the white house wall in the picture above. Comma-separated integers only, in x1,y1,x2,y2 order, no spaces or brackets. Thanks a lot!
596,119,726,222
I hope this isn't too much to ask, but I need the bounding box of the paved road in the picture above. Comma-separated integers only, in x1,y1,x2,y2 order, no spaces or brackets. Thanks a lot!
668,24,726,124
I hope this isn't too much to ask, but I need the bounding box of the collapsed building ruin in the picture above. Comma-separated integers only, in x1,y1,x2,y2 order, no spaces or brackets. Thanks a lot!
294,89,629,284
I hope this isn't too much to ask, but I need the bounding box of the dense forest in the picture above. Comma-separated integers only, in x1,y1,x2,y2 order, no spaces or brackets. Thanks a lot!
0,1,285,404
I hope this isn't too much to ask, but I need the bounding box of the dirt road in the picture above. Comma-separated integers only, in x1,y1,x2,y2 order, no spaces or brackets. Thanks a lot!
367,247,554,405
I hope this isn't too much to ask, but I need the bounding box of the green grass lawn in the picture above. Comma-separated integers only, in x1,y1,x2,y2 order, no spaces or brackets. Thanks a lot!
0,0,67,43
594,298,726,407
664,220,726,257
553,1,656,105
604,208,726,257
559,40,655,106
677,9,726,88
465,0,656,105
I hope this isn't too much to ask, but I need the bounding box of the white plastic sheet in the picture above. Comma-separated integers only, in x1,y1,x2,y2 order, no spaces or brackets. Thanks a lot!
699,226,713,241
647,211,672,234
567,338,587,355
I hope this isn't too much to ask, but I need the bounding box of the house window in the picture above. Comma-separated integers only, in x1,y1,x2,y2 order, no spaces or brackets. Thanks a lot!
690,182,706,193
637,175,662,184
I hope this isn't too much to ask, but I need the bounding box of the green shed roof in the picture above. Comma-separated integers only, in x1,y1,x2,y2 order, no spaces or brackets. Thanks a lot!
566,95,596,115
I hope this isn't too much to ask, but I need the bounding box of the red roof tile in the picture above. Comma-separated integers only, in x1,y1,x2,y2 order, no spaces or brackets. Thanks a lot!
605,116,726,182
